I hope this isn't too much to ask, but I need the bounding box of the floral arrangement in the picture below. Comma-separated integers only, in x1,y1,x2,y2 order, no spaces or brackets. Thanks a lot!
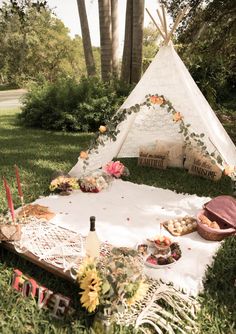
76,247,148,314
79,170,111,193
103,161,129,178
49,176,79,194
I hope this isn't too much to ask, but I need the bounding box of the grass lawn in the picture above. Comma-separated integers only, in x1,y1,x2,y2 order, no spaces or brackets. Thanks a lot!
0,107,235,333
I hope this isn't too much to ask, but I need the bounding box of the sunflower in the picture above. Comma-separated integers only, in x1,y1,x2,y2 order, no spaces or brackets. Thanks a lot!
77,257,96,281
80,268,102,313
126,281,149,306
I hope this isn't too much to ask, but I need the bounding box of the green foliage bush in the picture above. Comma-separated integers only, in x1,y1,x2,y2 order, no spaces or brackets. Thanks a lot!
180,45,228,107
163,0,236,107
19,77,132,132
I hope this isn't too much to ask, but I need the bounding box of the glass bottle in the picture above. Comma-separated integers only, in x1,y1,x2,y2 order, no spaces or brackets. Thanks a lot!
85,216,100,258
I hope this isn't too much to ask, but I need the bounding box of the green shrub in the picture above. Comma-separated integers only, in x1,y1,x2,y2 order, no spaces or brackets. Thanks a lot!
19,77,132,132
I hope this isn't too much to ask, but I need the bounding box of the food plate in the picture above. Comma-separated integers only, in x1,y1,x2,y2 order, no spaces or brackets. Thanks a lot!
163,216,197,236
137,240,182,269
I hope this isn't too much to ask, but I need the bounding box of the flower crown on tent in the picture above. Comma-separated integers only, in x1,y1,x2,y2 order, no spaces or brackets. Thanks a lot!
79,93,235,177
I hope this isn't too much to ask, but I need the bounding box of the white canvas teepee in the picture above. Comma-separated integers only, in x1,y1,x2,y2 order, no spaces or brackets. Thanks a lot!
70,8,236,177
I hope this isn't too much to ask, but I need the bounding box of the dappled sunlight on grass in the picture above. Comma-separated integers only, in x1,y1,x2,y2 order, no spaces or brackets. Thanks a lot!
0,108,92,212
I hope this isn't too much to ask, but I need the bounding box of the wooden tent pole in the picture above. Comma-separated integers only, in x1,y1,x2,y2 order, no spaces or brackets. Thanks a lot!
161,4,168,38
146,8,166,40
165,6,189,45
156,8,165,35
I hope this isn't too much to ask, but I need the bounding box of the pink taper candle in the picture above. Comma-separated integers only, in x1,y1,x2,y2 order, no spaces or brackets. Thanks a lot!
3,177,15,222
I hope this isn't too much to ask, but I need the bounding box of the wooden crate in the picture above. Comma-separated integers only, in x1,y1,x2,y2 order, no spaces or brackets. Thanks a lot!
138,155,168,169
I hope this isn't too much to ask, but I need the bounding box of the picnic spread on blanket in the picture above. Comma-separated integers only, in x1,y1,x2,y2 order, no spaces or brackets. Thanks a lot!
1,171,235,294
1,161,235,334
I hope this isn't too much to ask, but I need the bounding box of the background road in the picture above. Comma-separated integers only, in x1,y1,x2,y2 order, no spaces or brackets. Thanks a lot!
0,89,27,109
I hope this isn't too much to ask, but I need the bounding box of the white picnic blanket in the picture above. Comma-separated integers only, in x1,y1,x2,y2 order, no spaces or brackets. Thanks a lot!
35,180,220,296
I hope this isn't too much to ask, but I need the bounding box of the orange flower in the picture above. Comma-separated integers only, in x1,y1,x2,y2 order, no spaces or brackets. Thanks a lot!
99,125,107,133
173,112,183,122
223,165,235,176
80,151,89,159
150,95,164,105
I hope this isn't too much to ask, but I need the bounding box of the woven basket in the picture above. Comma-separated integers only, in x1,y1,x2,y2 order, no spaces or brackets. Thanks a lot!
197,209,235,241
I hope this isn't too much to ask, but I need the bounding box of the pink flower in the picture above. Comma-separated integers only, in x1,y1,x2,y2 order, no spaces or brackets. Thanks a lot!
103,161,125,178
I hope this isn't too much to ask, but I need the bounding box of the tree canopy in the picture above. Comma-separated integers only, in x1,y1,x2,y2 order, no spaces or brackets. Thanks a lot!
160,0,236,105
0,1,89,86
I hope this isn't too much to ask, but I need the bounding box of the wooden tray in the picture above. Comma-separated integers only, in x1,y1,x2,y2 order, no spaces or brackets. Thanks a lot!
163,216,197,236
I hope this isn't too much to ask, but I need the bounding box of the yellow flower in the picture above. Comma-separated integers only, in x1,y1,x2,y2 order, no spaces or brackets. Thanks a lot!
173,112,183,122
77,257,95,281
80,290,100,313
99,125,107,133
79,268,102,313
80,268,101,290
80,151,89,159
49,176,79,192
49,179,58,191
126,281,148,306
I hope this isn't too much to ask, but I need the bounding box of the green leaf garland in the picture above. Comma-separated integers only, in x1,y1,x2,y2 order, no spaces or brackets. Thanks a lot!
81,94,225,170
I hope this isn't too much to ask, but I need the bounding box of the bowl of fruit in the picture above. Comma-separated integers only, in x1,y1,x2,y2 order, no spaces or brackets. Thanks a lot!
151,235,172,256
145,242,182,269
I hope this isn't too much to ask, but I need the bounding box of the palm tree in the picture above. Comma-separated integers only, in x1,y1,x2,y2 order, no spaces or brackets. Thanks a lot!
98,0,112,81
111,0,119,77
121,0,144,84
121,0,133,83
76,0,96,76
131,0,144,83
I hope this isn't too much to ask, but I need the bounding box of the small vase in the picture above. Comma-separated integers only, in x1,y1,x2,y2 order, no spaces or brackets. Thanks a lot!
92,310,114,334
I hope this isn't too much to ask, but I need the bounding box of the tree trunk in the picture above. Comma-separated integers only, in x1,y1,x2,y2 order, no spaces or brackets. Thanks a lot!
131,0,144,83
76,0,96,76
98,0,112,81
18,30,27,79
121,0,133,83
111,0,119,77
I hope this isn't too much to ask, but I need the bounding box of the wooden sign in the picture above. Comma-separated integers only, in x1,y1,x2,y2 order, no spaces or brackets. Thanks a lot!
188,157,222,181
12,269,72,318
138,151,169,169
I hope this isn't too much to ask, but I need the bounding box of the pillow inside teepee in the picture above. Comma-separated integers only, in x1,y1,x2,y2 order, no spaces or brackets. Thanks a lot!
138,145,169,169
184,146,201,170
156,139,184,168
139,144,157,157
188,153,222,181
